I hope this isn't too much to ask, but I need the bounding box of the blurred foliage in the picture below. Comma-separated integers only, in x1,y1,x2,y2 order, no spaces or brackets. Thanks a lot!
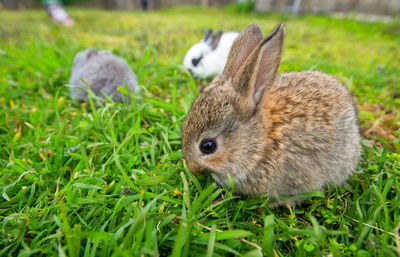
224,0,255,14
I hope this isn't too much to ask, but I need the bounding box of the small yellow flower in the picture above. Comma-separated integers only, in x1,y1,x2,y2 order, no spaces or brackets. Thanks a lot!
173,189,183,196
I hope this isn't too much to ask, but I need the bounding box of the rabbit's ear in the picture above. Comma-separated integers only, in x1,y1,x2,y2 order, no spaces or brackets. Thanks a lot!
87,50,98,58
234,24,285,112
210,31,223,50
202,29,213,42
223,24,263,77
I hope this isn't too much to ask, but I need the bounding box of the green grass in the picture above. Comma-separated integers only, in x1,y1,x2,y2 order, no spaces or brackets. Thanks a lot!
0,6,399,256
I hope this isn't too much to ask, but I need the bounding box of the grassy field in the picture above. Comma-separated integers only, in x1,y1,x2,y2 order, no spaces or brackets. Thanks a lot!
0,6,399,256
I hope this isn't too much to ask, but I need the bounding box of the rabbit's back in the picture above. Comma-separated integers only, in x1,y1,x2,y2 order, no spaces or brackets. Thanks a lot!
257,71,360,199
214,32,238,56
266,71,357,135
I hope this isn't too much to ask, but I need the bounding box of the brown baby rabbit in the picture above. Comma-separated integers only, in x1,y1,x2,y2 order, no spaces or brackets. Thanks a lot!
181,24,361,206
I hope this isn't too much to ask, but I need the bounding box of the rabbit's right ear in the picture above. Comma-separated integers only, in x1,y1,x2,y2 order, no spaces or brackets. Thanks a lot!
210,31,223,50
223,24,263,77
202,29,213,42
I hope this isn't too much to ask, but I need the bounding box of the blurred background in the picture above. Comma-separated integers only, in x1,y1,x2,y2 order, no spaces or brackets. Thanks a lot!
1,0,399,16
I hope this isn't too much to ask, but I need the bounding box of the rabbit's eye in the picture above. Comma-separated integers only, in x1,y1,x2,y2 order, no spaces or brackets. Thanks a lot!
200,139,217,154
192,56,203,67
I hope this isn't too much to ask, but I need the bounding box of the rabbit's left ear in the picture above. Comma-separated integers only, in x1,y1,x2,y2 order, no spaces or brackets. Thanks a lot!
210,31,223,50
202,29,213,42
234,24,285,113
87,50,98,58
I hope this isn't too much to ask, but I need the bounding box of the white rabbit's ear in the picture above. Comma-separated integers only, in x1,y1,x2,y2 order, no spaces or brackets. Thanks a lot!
87,50,98,58
210,31,223,50
202,29,213,42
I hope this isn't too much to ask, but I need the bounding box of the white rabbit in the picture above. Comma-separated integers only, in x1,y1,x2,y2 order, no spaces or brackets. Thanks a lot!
183,29,239,78
69,49,139,103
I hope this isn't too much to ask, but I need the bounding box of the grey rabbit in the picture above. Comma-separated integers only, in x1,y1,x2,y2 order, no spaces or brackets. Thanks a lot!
69,49,139,103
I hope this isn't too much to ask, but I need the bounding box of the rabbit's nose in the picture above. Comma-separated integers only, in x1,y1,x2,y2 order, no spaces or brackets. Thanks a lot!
187,161,208,175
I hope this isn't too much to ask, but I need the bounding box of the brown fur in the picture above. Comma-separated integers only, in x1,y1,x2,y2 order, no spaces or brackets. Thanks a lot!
181,24,361,207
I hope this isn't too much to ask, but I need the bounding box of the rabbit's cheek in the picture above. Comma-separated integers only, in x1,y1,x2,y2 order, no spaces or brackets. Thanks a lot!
203,151,229,172
187,161,208,175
